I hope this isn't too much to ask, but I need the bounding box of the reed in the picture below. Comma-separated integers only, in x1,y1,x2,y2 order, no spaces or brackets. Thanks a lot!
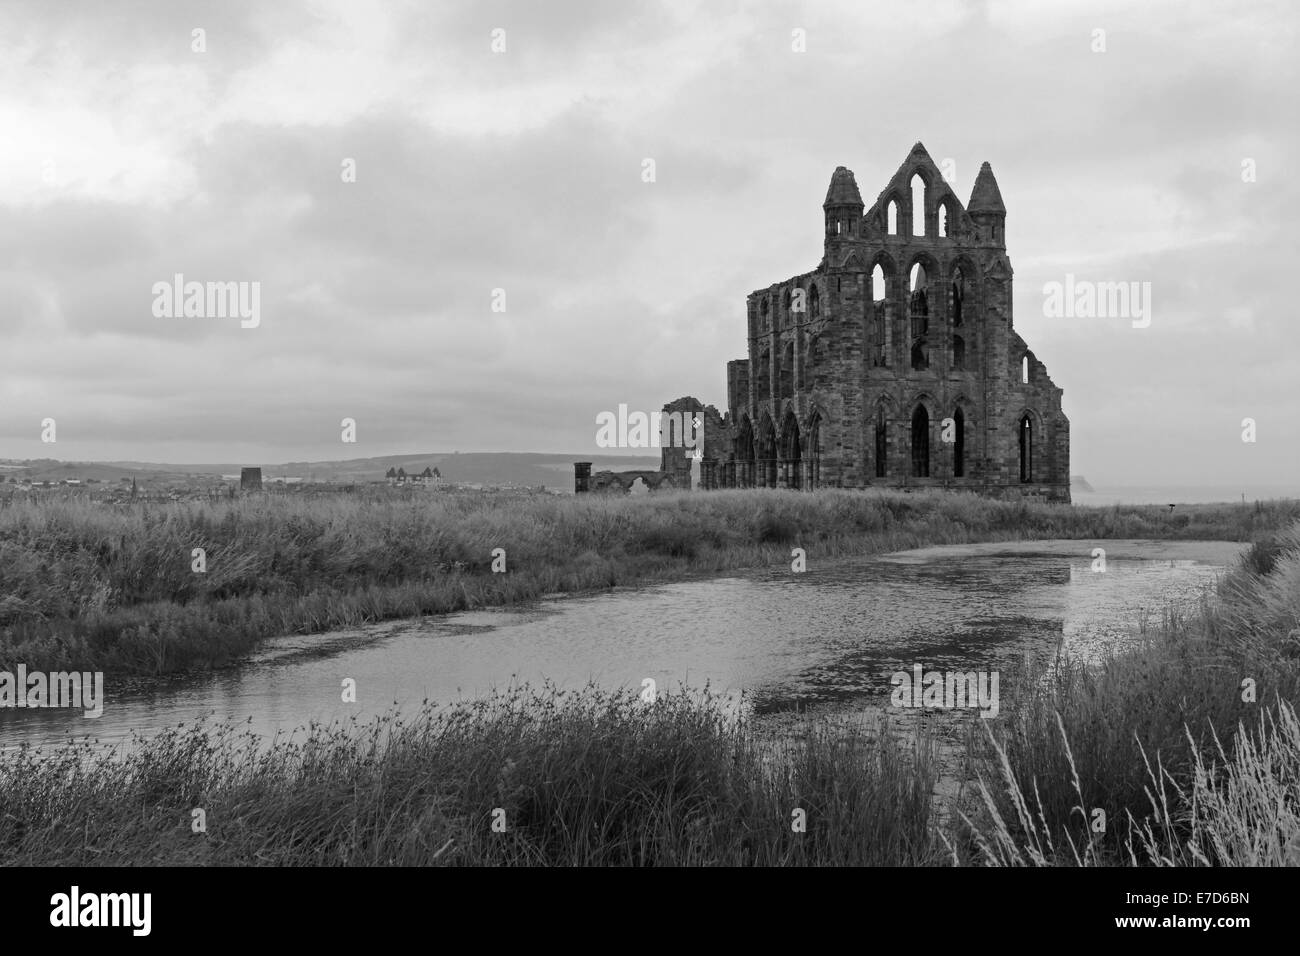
0,684,940,866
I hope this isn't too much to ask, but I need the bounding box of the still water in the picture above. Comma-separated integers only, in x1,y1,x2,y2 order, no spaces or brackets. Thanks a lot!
0,539,1243,752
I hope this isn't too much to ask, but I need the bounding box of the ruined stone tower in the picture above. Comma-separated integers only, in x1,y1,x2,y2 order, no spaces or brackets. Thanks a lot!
709,142,1069,501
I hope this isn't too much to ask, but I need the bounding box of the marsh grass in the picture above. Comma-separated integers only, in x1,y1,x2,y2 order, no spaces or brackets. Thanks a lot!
0,684,941,866
955,520,1300,865
3,488,1295,674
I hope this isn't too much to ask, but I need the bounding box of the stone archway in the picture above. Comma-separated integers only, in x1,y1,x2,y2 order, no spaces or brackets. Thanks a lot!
736,415,755,488
807,411,823,489
780,410,802,489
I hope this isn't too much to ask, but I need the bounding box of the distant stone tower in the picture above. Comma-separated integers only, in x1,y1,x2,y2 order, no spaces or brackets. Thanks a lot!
574,462,592,494
240,467,263,492
712,142,1069,501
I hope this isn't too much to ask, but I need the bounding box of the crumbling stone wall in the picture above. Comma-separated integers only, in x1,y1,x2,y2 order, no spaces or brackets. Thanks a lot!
587,470,680,494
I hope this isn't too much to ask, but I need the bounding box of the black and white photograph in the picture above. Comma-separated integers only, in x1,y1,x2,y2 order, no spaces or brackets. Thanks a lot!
0,0,1293,933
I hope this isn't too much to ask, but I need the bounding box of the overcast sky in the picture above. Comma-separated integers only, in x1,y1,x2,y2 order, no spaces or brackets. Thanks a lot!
0,0,1295,487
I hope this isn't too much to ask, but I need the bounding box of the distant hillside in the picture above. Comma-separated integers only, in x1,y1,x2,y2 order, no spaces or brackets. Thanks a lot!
1,453,662,491
1071,475,1096,493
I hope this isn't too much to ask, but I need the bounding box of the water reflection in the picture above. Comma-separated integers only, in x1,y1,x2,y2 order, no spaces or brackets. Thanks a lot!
0,543,1235,752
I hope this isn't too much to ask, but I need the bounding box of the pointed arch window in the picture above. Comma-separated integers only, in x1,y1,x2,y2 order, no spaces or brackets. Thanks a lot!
779,341,795,400
1019,414,1034,482
951,267,965,327
872,264,890,368
911,174,926,237
756,347,771,400
910,263,929,370
875,408,888,478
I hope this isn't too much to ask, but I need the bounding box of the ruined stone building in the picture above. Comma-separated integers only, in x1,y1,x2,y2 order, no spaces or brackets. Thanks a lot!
714,142,1068,501
577,143,1068,501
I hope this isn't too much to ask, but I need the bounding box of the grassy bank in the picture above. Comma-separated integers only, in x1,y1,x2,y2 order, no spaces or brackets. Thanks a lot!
2,488,1296,674
955,520,1300,865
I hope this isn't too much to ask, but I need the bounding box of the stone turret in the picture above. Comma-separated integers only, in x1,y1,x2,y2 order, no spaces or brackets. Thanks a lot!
823,166,864,262
967,161,1006,247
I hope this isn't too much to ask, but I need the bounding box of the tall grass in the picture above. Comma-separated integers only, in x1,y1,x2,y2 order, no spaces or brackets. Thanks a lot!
3,489,1294,674
956,521,1300,865
0,685,940,866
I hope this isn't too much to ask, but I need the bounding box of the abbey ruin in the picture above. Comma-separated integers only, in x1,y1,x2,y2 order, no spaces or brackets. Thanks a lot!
579,143,1069,502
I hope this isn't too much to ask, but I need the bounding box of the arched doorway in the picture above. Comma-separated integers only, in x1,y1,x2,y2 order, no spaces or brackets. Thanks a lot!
781,411,802,489
911,405,930,478
736,416,755,488
760,417,777,488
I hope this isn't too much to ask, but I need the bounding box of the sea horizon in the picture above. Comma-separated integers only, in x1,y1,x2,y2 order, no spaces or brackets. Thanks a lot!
1071,484,1299,506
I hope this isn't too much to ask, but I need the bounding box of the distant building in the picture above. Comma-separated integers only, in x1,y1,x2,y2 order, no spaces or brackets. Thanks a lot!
387,465,442,486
